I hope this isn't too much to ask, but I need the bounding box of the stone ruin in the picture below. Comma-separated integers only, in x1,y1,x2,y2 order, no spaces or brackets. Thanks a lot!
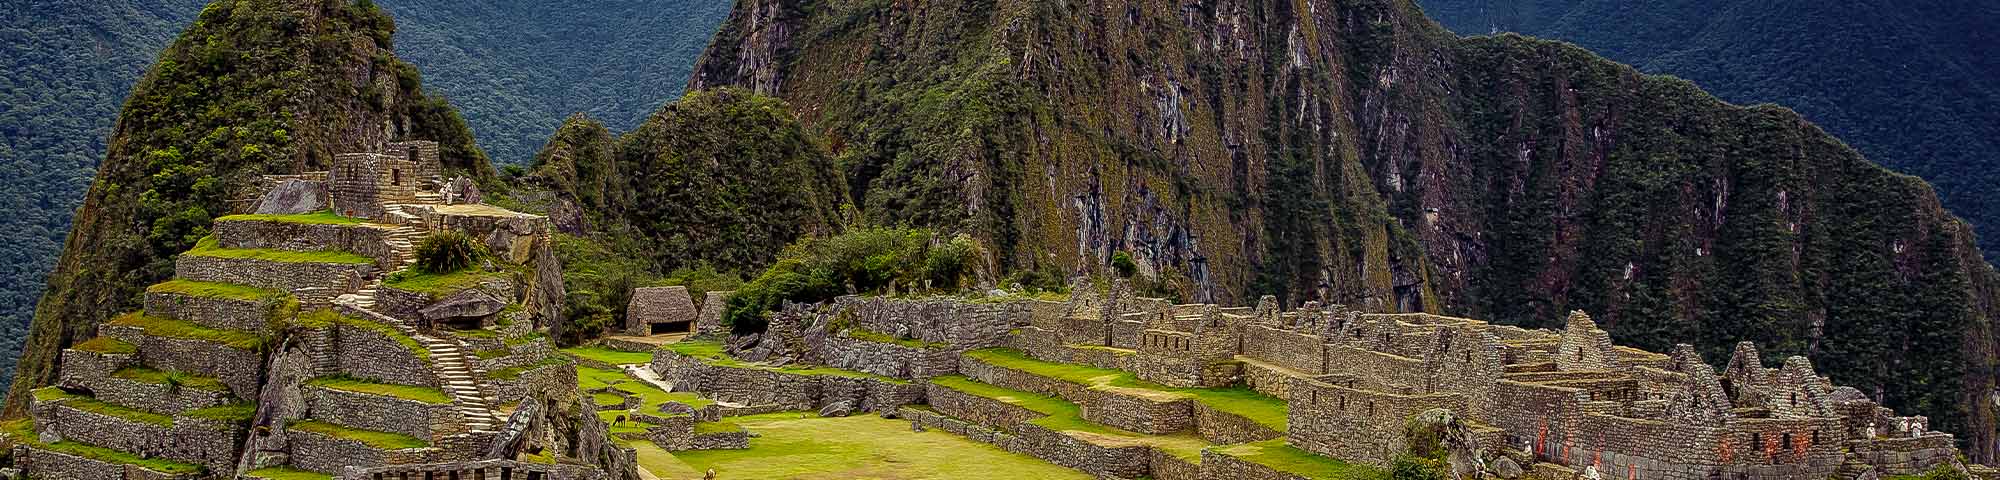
2,141,635,480
641,279,1989,480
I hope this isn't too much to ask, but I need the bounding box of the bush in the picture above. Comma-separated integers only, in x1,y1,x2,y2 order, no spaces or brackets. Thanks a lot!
1389,456,1448,480
724,227,982,334
415,230,481,274
1110,251,1137,278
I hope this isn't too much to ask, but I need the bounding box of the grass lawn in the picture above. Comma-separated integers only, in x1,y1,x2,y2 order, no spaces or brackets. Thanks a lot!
187,235,373,264
1210,440,1385,480
215,211,365,225
307,377,451,404
633,413,1094,480
33,387,173,427
577,365,713,435
147,279,287,302
563,346,654,365
964,348,1288,431
74,337,136,354
663,341,907,384
107,312,266,350
296,310,428,362
289,420,427,449
491,356,569,380
929,376,1213,460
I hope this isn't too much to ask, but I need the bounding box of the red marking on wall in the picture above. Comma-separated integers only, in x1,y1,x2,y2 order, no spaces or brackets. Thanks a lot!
1718,437,1734,464
1628,464,1637,480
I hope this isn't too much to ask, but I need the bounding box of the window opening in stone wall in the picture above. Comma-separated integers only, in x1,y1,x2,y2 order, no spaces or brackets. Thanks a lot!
1338,395,1346,410
1782,432,1792,448
1811,430,1820,443
1789,392,1798,406
1751,433,1762,447
392,168,403,186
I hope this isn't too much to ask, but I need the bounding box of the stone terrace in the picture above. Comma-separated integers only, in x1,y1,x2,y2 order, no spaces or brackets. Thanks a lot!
640,278,1990,480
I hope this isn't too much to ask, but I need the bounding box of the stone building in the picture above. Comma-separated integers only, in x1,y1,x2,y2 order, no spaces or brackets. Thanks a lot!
624,287,698,336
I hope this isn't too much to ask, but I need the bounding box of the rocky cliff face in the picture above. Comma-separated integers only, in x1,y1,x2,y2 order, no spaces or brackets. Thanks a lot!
687,0,2000,460
5,0,490,417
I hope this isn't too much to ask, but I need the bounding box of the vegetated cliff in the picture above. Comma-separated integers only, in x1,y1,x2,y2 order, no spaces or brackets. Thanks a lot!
3,0,491,417
506,88,844,342
686,0,2000,460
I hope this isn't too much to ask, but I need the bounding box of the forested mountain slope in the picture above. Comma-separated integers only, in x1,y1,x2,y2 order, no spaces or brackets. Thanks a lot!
0,0,731,392
689,0,2000,460
0,0,492,417
1416,0,2000,260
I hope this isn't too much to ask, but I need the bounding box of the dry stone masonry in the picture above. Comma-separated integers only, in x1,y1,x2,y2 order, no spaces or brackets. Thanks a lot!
3,142,632,480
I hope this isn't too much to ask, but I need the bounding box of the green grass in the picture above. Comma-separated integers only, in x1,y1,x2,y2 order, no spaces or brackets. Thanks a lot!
32,387,174,427
112,367,228,391
215,211,365,225
593,392,629,408
147,279,287,302
844,327,950,349
693,421,740,434
490,356,570,380
73,337,136,355
663,341,907,383
928,376,1213,460
384,267,514,298
185,402,257,422
290,420,428,449
246,467,335,480
450,327,499,338
633,414,1092,480
187,235,372,264
505,332,547,346
563,346,655,365
107,312,267,350
1211,440,1386,479
307,377,451,404
0,419,203,474
298,310,429,362
965,348,1288,431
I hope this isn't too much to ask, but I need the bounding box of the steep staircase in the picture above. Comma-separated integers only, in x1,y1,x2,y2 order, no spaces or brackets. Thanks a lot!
419,333,501,434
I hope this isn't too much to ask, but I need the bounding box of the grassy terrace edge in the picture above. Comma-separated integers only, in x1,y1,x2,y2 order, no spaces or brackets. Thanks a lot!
927,375,1213,461
147,279,289,302
306,377,451,404
107,312,267,350
214,211,366,225
0,419,203,474
187,235,373,265
289,420,429,449
962,348,1289,431
297,310,429,362
661,340,908,384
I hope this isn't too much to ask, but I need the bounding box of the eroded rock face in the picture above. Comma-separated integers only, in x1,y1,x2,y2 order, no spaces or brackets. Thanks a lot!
1490,457,1522,479
818,400,854,418
421,289,508,322
255,179,330,215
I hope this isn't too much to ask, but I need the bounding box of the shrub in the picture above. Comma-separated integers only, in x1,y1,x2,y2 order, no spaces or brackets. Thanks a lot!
1110,251,1137,278
415,230,481,274
1389,455,1448,480
724,227,982,334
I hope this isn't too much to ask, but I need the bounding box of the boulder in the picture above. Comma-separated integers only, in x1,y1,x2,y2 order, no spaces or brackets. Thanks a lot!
1490,457,1522,479
819,400,854,418
658,402,698,416
254,179,328,214
421,289,509,322
444,176,483,205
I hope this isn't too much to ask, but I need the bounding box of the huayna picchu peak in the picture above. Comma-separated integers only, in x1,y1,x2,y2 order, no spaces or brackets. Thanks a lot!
4,0,1999,479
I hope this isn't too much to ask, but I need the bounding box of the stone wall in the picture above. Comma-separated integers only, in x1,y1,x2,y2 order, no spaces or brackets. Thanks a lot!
142,290,284,333
175,255,372,307
286,426,440,475
332,322,437,387
650,350,922,413
1197,451,1312,480
1285,377,1469,466
340,459,606,480
11,445,202,480
490,360,575,406
304,385,453,442
1193,401,1282,444
925,382,1045,428
624,287,696,335
102,325,265,402
31,398,243,475
816,334,959,380
214,220,399,270
1241,325,1328,375
56,357,236,416
696,291,731,336
829,296,1027,351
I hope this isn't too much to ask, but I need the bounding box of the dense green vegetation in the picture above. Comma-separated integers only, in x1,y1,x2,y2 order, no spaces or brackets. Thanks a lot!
1417,0,2000,261
723,227,980,333
3,0,490,417
413,230,481,274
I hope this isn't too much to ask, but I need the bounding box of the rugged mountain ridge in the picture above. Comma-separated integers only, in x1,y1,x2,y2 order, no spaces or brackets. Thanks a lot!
3,0,491,417
688,0,2000,460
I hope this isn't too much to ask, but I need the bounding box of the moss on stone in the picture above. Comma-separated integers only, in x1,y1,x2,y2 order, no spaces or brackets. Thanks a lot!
246,467,335,480
297,310,429,362
147,279,287,302
107,312,267,350
186,235,372,265
290,420,428,449
214,211,365,225
306,376,450,404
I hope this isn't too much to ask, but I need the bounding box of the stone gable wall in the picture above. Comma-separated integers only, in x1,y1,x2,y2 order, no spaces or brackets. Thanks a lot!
696,291,732,336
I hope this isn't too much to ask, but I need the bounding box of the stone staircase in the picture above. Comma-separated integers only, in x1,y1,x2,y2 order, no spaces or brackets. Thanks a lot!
418,333,501,434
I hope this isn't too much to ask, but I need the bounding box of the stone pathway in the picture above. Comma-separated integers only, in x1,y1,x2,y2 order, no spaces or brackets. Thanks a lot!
623,364,675,392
